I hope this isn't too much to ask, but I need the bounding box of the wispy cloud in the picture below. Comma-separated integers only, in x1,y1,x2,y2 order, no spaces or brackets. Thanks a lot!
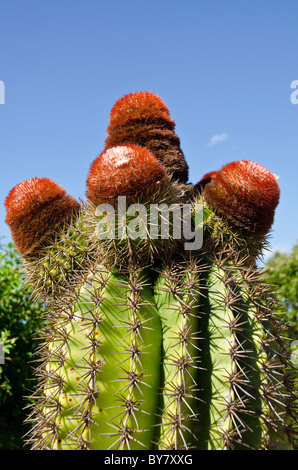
206,132,229,148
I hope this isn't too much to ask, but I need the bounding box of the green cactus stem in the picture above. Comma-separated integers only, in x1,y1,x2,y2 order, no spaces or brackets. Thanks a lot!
23,195,297,450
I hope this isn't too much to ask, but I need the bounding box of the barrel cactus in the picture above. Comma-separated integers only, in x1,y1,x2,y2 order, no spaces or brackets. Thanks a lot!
5,92,297,450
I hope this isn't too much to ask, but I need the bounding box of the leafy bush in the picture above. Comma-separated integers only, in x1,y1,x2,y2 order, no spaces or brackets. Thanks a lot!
0,242,44,449
263,243,298,341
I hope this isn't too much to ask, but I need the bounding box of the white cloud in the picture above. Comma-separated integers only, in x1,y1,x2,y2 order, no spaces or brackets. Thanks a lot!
206,132,229,148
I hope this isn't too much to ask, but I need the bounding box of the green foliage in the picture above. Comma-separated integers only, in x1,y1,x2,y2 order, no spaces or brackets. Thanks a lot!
0,241,44,449
263,243,298,340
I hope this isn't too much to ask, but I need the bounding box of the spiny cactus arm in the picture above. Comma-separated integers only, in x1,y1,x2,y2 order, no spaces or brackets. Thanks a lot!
203,255,296,450
205,261,273,450
27,266,163,450
194,156,295,447
104,91,189,183
4,177,91,299
204,264,242,450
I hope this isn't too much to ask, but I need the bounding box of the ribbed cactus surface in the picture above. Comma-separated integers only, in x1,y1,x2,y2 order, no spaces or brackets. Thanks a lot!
21,198,296,450
4,91,297,450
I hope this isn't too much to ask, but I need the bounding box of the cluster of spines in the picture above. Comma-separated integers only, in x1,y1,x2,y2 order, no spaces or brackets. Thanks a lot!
193,193,271,265
84,176,194,268
22,208,95,301
80,266,162,450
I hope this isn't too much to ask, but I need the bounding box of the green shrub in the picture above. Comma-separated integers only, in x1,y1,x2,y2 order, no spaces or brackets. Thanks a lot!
0,242,43,449
263,243,298,340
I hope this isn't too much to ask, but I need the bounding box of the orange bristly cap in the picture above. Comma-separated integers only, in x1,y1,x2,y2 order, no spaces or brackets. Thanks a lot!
5,177,79,255
86,145,167,205
203,160,280,236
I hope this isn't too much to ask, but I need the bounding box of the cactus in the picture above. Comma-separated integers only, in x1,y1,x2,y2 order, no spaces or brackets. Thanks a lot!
5,92,297,450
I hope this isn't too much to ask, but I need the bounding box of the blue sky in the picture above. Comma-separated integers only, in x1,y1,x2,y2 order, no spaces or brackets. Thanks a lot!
0,0,297,262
